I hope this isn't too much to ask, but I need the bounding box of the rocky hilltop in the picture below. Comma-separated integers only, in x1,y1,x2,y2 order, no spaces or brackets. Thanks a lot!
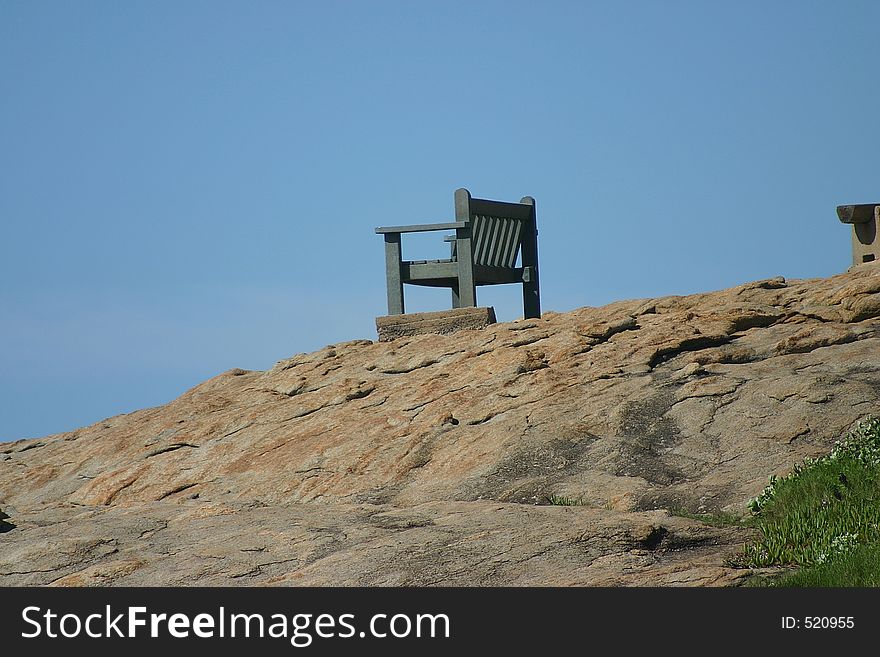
2,266,880,586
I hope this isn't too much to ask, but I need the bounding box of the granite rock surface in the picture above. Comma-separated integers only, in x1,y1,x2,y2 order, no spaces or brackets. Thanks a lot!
3,265,880,586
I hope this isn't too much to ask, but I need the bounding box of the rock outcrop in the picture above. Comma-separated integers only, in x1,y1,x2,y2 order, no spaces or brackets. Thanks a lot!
2,265,880,586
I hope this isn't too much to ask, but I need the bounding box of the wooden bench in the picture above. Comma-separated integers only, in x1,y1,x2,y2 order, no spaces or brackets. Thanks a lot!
376,188,541,319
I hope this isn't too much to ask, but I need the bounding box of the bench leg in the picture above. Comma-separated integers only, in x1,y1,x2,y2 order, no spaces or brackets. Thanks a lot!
458,281,476,308
454,230,477,308
519,205,541,319
384,233,405,314
449,238,461,308
523,279,540,319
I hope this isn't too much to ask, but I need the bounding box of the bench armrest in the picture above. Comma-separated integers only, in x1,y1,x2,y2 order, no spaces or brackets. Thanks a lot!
837,204,880,224
376,221,467,234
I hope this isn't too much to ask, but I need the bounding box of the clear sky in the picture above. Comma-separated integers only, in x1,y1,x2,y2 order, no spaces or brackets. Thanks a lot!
2,1,879,441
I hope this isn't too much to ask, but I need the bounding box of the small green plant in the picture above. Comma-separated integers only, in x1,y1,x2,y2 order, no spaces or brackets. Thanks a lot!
547,494,584,506
814,532,859,565
828,416,880,466
738,416,880,581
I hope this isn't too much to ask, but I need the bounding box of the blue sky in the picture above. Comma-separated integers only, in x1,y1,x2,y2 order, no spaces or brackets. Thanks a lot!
2,1,879,441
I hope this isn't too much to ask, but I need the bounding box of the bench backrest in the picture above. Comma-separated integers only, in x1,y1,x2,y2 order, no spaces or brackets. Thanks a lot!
455,189,536,268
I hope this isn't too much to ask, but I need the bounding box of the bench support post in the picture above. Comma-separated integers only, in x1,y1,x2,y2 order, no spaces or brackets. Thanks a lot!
451,283,461,308
454,189,477,308
520,196,541,319
384,232,405,314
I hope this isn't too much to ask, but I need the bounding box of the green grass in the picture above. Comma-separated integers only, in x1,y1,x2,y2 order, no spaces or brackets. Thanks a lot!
547,494,584,506
736,416,880,586
772,543,880,587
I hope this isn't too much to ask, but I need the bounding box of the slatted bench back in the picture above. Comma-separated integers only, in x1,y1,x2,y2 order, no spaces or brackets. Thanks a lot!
455,192,535,269
471,214,524,268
